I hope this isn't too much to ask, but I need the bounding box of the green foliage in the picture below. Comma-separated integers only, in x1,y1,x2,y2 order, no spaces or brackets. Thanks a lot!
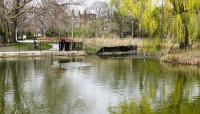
143,37,161,52
109,97,154,114
13,43,52,51
113,11,140,38
111,0,200,47
165,0,200,46
26,32,36,39
45,30,60,37
108,63,200,114
196,31,200,41
68,27,96,38
45,28,96,38
108,101,139,114
116,0,158,36
83,46,98,54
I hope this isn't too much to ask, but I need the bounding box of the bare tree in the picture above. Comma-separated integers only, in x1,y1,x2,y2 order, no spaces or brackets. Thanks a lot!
0,0,34,43
88,1,112,37
0,0,84,43
89,1,110,18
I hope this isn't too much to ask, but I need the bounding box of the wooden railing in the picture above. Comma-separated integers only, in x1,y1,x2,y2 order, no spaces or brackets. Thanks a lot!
37,37,81,43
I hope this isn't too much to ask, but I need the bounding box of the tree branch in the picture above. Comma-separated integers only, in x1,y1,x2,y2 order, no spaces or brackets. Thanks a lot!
7,0,33,16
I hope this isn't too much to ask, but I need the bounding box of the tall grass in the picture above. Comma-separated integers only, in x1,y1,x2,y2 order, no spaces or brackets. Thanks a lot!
75,38,162,54
142,37,161,52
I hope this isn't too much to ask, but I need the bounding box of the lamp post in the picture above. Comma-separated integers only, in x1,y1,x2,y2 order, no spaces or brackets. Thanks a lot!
160,0,164,40
131,20,134,38
72,17,74,38
70,17,74,51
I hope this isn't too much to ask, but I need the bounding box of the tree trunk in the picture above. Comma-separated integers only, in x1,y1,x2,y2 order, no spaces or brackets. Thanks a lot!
119,22,122,38
184,24,189,48
2,34,7,44
13,21,18,43
12,0,21,42
0,0,6,44
0,34,2,44
180,17,189,49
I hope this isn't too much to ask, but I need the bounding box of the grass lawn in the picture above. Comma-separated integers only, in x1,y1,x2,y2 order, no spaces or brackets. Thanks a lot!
12,43,52,51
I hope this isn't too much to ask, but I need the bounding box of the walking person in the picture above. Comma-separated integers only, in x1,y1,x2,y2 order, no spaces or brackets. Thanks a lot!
59,37,65,51
33,39,38,49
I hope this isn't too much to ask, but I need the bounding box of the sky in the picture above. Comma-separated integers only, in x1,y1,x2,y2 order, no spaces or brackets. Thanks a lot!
75,0,108,13
31,0,109,13
85,0,108,6
32,0,108,6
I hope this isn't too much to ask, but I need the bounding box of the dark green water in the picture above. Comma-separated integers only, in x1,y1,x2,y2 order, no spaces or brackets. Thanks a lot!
0,56,200,114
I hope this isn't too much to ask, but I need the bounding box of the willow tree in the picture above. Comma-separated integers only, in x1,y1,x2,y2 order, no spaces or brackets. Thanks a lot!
111,0,200,48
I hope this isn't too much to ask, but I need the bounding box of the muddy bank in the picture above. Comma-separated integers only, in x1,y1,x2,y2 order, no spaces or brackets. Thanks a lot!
161,50,200,66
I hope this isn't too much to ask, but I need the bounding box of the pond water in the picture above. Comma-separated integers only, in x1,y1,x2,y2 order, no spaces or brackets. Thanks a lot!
0,56,200,114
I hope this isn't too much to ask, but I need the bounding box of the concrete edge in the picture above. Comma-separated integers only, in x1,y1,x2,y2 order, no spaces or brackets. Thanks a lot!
0,51,86,58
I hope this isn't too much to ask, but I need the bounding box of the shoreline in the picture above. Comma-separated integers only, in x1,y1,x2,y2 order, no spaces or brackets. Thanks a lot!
1,50,200,66
81,38,200,66
161,50,200,66
1,38,200,66
0,51,86,58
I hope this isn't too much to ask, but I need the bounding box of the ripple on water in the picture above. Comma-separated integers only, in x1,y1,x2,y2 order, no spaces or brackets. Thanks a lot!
60,62,92,70
188,82,200,102
2,57,200,114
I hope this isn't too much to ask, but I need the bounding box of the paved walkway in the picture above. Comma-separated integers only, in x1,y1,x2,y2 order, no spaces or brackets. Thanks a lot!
0,40,85,58
17,40,35,43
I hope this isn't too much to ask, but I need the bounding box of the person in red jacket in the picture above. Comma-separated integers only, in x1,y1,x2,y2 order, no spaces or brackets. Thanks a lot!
59,37,65,51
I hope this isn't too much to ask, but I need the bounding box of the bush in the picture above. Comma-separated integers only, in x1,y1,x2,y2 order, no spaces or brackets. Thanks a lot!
68,28,96,38
13,43,52,51
143,37,161,52
26,32,36,39
44,28,96,38
196,31,200,42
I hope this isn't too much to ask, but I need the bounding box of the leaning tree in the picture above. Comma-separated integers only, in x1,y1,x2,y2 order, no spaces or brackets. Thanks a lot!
111,0,200,48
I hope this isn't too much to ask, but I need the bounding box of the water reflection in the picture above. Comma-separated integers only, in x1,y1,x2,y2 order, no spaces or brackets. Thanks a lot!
107,58,200,114
0,56,200,114
0,61,6,114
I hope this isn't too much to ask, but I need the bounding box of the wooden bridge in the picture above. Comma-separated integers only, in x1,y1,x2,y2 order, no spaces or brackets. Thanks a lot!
37,37,83,51
37,37,81,43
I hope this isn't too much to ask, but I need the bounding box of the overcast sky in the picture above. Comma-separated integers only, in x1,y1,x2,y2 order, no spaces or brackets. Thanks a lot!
74,0,108,13
85,0,108,6
32,0,109,13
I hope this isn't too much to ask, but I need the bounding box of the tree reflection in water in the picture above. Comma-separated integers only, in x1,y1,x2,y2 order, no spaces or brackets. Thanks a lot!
0,57,200,114
108,62,200,114
0,61,6,114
